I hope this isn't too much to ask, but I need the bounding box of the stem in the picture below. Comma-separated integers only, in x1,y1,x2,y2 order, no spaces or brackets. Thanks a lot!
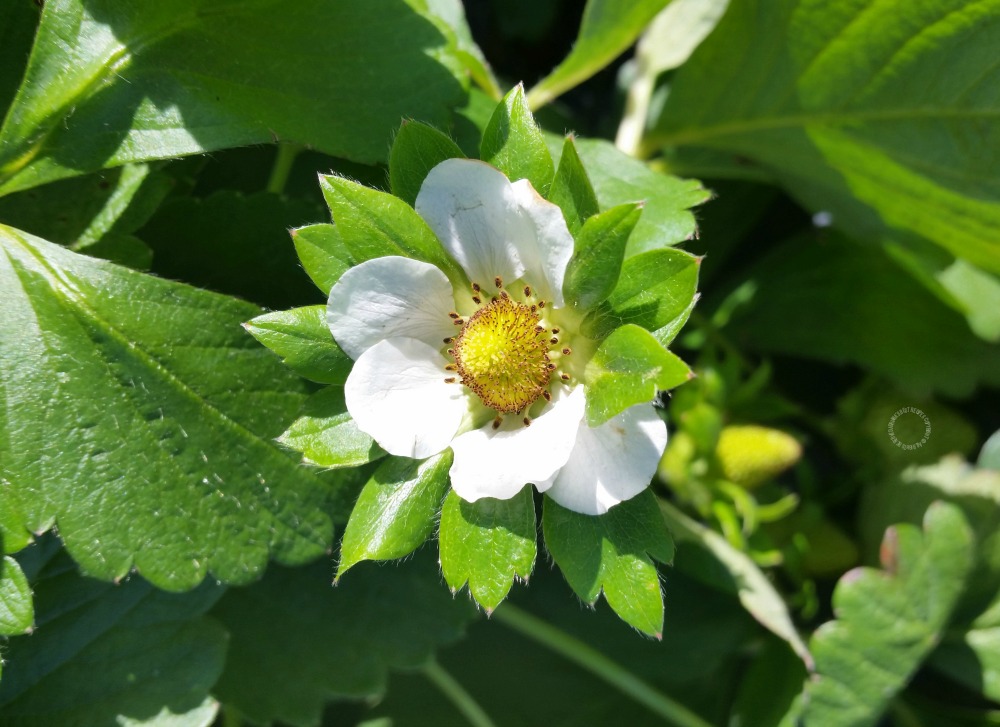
423,659,498,727
266,143,303,195
492,604,712,727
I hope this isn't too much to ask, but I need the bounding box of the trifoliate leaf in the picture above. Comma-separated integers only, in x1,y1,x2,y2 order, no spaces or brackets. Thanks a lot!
548,135,600,235
439,488,536,612
0,556,32,636
543,491,673,637
0,549,226,726
389,120,466,207
564,202,642,312
245,306,352,385
480,85,554,195
806,502,975,727
0,226,337,590
338,452,452,576
209,554,476,727
292,223,354,295
278,387,386,469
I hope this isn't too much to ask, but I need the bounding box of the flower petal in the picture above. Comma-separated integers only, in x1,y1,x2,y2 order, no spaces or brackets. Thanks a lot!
510,180,575,307
415,158,532,287
449,386,586,502
327,256,456,360
545,404,668,516
345,338,469,458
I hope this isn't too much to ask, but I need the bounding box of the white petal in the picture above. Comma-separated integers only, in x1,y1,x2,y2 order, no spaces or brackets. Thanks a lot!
327,256,456,360
415,159,532,288
344,338,469,459
449,386,586,502
546,404,668,516
510,180,575,307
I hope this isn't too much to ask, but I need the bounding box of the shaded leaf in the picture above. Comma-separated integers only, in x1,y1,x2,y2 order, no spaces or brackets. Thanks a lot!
480,85,554,195
278,387,386,469
564,202,642,312
389,120,466,207
0,227,336,590
439,488,536,612
244,306,352,386
543,491,673,637
0,556,32,636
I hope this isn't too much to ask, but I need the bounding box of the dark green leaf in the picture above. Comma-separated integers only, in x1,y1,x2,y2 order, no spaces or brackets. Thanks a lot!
278,387,386,469
389,120,466,207
422,0,502,100
543,491,673,637
338,452,452,576
564,202,642,311
0,549,226,725
651,0,1000,276
583,247,701,341
0,0,38,122
439,488,536,612
807,502,975,727
526,0,671,109
585,324,691,426
0,227,336,589
245,306,352,386
210,554,476,727
480,85,554,194
0,556,32,636
320,174,464,284
0,0,466,194
292,223,354,295
548,135,600,235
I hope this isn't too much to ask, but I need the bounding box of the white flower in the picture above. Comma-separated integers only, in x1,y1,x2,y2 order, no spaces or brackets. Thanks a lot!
326,159,667,516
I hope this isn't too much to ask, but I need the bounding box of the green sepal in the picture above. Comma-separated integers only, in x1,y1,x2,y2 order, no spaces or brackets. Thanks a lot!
564,202,642,312
0,556,33,636
292,223,353,295
278,387,386,469
244,305,351,385
584,324,692,426
480,84,554,194
319,174,463,285
389,120,466,206
548,135,600,235
338,452,453,577
439,488,536,612
542,491,674,637
583,247,701,340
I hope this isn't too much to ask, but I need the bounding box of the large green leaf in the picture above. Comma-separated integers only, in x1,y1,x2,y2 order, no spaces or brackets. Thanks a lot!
806,502,976,727
0,226,339,590
526,0,672,110
209,554,476,727
543,491,674,637
650,0,1000,277
0,0,466,195
0,548,225,726
0,556,32,636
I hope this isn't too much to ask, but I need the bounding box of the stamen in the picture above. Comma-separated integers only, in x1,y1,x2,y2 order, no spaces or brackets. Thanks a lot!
444,377,456,383
551,328,560,334
523,285,532,297
472,295,482,304
500,290,509,300
560,373,571,381
522,417,531,427
547,363,556,370
542,391,551,401
494,276,503,289
549,337,558,344
449,312,460,319
453,318,465,326
492,416,503,430
562,347,572,356
445,364,457,371
534,325,545,333
538,300,546,308
472,282,481,293
443,337,453,344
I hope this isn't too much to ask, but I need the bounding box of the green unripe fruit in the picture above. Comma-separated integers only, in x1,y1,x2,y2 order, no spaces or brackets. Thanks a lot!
716,425,802,490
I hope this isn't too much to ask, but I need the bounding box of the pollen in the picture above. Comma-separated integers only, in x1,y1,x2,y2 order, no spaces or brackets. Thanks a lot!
452,294,552,413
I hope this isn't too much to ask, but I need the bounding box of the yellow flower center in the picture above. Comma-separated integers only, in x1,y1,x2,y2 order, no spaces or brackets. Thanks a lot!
453,294,551,414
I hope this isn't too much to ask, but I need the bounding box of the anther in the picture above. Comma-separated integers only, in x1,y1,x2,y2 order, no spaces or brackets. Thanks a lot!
472,295,481,304
453,318,465,326
534,325,545,333
538,300,546,308
472,282,481,293
443,337,454,344
551,328,560,334
492,416,503,430
560,373,571,381
523,286,532,297
562,347,572,356
447,348,454,355
449,312,460,319
445,364,457,371
550,337,558,344
500,290,509,299
547,363,557,370
530,305,537,313
444,377,456,383
522,417,531,427
494,276,503,289
542,391,551,401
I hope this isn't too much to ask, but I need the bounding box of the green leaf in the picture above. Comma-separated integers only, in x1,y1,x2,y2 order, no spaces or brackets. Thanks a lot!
728,233,1000,397
0,556,32,636
0,478,32,555
0,0,466,194
583,247,701,341
439,488,536,612
651,0,1000,276
338,452,452,576
480,85,554,195
564,202,642,311
278,387,386,469
389,121,466,207
0,226,337,589
660,499,813,667
245,306,352,386
542,491,673,637
526,0,671,110
292,223,354,295
0,549,226,726
320,174,464,285
421,0,502,100
585,324,691,426
209,554,476,727
548,135,600,235
551,138,711,257
141,190,324,310
806,502,976,727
